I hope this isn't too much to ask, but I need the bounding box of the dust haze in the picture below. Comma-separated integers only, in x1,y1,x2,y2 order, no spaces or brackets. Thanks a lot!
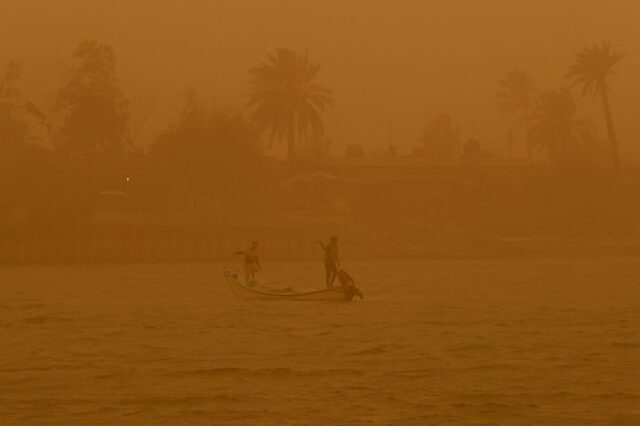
1,1,640,425
3,0,639,157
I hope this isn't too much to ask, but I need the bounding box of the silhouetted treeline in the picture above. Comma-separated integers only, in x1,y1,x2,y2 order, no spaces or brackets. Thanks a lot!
492,42,624,168
1,40,639,264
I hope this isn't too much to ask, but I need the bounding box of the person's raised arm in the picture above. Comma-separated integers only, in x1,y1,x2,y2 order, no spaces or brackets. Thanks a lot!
317,240,326,250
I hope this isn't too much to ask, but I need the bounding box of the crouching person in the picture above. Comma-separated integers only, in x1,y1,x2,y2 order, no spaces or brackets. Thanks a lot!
337,269,364,301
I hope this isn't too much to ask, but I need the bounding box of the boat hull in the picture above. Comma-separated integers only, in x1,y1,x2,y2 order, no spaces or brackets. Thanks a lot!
224,270,348,302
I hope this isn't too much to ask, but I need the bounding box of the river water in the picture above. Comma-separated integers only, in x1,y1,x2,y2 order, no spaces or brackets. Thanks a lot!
1,257,639,425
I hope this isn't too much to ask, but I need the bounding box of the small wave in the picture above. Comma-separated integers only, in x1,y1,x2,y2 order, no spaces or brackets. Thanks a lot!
588,392,640,401
389,368,441,378
448,343,494,352
449,398,543,413
118,396,211,406
463,363,520,372
184,367,290,377
405,319,447,325
93,372,127,380
346,344,403,356
178,409,210,416
0,303,47,311
611,342,640,349
176,367,364,378
0,364,88,373
480,402,520,410
22,315,74,325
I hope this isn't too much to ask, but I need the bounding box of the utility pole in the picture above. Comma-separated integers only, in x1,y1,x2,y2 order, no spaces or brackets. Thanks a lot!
388,116,396,156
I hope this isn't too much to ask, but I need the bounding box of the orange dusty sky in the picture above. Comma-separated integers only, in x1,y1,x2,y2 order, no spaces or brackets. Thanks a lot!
2,0,638,158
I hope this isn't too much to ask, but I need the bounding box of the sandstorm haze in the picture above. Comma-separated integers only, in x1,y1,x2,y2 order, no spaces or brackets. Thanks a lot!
3,2,640,426
3,0,639,157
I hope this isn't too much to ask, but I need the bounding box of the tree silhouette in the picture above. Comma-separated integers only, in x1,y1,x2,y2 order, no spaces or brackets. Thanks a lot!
419,113,459,158
496,69,536,160
0,61,28,149
147,91,263,217
54,40,130,165
567,41,624,170
247,49,332,161
531,89,599,166
0,61,21,100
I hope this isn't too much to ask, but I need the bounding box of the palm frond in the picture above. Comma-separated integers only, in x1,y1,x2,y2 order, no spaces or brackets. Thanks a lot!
531,88,599,164
246,49,332,157
567,41,625,97
495,69,536,126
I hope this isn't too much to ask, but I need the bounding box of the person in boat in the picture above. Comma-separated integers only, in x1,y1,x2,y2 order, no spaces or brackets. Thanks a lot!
318,236,339,288
338,269,364,300
234,241,261,285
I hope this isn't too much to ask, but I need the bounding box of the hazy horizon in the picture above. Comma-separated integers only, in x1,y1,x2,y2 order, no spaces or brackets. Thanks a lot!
3,3,640,424
2,0,638,158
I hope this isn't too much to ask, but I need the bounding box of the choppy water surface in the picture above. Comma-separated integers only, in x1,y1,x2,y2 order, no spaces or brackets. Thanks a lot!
1,257,640,425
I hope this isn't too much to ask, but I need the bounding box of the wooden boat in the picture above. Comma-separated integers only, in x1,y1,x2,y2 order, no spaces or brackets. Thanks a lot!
223,270,350,302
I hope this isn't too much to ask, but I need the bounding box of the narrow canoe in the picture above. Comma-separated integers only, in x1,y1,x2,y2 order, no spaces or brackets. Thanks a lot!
223,270,348,302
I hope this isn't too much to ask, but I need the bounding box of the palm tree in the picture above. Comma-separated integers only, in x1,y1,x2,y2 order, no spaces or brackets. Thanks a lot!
496,69,536,160
567,41,624,169
531,89,598,166
247,49,333,161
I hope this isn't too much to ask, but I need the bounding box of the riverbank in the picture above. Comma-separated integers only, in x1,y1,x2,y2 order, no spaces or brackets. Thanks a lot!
2,223,640,265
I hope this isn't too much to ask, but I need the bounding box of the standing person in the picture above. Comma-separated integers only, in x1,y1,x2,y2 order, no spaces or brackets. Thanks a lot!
318,236,339,288
234,241,261,285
